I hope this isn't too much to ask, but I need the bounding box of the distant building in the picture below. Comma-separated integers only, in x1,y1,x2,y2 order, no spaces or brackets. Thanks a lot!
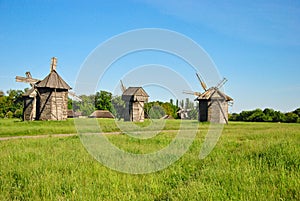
122,87,149,122
67,110,82,118
89,110,114,118
19,57,71,120
195,88,233,124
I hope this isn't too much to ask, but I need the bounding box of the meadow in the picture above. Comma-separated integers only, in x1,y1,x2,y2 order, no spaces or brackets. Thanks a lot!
0,119,299,200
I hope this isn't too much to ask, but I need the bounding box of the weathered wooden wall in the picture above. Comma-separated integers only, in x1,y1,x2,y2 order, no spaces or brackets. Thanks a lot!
198,91,229,124
36,88,68,120
132,101,144,122
23,97,34,121
124,100,145,122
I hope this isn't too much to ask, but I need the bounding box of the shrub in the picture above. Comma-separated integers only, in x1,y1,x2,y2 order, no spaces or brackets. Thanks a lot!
6,111,13,118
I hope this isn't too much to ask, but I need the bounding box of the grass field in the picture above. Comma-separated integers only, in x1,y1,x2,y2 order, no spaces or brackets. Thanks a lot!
0,119,299,200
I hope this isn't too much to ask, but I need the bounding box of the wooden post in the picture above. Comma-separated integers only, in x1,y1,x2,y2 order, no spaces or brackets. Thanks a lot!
55,88,58,120
50,57,57,71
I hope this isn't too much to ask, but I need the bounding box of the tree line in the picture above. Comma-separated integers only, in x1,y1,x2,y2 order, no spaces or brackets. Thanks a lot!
1,88,299,123
0,89,197,120
229,108,300,123
70,92,197,119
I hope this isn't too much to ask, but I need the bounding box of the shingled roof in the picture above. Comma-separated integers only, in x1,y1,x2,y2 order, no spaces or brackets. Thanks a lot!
122,87,149,97
36,70,71,90
195,87,233,101
89,110,114,118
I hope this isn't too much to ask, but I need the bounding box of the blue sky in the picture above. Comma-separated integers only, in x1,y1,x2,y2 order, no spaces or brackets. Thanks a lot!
0,0,299,113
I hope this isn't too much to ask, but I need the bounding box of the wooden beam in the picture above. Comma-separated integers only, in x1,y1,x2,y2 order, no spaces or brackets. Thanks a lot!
15,76,40,84
216,100,228,124
50,57,57,71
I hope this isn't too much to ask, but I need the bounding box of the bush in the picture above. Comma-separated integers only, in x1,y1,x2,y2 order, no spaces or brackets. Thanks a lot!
6,111,13,118
14,109,22,118
230,108,300,123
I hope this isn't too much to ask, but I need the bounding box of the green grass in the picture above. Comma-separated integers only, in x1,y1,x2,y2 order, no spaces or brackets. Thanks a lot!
0,118,200,137
0,121,299,200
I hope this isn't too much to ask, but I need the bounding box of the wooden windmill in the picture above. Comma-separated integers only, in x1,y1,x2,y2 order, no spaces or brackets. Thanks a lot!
184,73,233,124
16,72,40,120
121,80,149,122
16,57,79,121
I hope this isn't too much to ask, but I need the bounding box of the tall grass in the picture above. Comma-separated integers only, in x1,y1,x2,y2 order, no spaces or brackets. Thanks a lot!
0,118,200,137
0,121,299,200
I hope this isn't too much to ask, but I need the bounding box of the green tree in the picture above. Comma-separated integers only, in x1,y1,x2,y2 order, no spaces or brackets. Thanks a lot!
67,98,73,110
273,111,286,122
293,108,300,117
0,89,24,118
285,112,299,123
111,96,125,120
247,109,265,122
229,113,239,121
148,105,165,119
78,95,95,116
263,108,275,122
189,107,198,120
145,101,180,119
95,91,113,112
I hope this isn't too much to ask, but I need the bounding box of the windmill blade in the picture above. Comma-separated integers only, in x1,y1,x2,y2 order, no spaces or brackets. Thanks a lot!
183,90,201,96
215,78,227,89
68,91,82,101
196,73,208,91
15,76,40,85
120,80,126,93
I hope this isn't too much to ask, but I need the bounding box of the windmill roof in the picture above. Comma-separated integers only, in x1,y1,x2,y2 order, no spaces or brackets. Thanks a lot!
23,87,35,97
196,87,233,101
89,110,114,118
36,70,71,90
122,87,149,97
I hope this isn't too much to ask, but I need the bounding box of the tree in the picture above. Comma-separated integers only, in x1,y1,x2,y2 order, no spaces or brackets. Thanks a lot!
0,89,24,118
285,112,299,123
293,108,300,117
272,111,286,122
77,95,95,116
229,113,239,121
148,105,165,119
111,96,125,120
229,108,299,123
263,108,275,122
95,91,113,112
179,100,184,108
189,107,198,120
68,98,73,110
247,109,265,122
145,101,180,119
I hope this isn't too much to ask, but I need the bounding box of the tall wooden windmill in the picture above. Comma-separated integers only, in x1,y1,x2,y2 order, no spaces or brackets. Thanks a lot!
16,57,78,121
184,73,233,124
120,80,149,122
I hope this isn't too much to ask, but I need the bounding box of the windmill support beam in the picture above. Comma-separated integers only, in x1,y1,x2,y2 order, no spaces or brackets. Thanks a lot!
216,100,228,124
